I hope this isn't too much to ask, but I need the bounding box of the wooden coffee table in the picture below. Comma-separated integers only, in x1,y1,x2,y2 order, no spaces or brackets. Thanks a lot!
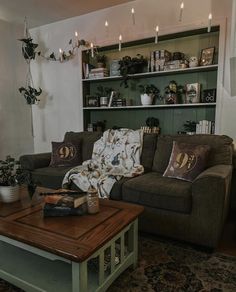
0,187,143,292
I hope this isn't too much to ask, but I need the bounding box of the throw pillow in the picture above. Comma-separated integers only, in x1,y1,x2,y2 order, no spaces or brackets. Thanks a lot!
163,141,210,182
50,141,82,167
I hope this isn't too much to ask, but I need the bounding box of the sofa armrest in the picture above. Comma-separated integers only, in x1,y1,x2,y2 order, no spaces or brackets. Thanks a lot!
20,153,51,171
191,164,232,246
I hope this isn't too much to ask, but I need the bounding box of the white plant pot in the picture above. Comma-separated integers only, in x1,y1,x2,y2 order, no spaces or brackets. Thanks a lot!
141,94,154,105
0,185,20,203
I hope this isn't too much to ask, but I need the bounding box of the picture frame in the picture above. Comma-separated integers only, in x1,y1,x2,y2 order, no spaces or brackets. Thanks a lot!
200,47,215,66
202,89,216,103
185,83,201,103
86,96,100,107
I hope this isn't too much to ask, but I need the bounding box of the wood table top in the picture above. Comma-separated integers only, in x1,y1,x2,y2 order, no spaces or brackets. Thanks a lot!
0,187,144,262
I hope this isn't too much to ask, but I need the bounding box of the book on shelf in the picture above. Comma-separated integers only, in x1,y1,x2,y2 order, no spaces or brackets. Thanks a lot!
196,120,215,134
43,202,88,217
41,190,87,208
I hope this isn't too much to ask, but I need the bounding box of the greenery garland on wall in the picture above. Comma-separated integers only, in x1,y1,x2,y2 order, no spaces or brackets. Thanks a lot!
18,18,93,105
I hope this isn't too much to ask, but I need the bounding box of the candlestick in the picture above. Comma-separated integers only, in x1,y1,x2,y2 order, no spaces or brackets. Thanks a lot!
105,20,109,36
179,2,184,22
155,26,159,44
119,35,122,51
75,31,78,47
208,13,212,32
59,48,63,62
90,43,94,58
131,8,135,25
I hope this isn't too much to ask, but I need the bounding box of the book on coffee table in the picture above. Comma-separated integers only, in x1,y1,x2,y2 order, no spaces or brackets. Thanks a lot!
41,190,87,208
43,202,88,217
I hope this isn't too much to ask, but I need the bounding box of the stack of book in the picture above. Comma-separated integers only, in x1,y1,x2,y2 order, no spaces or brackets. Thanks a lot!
111,97,126,107
196,120,215,134
41,190,88,217
89,68,109,79
149,50,171,72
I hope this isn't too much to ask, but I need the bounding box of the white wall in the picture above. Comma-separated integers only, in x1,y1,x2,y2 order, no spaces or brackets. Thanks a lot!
0,19,34,159
31,0,234,153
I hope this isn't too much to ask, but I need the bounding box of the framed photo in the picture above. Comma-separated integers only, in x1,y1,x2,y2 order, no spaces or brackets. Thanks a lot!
200,47,215,66
202,89,216,103
185,83,201,103
86,96,100,107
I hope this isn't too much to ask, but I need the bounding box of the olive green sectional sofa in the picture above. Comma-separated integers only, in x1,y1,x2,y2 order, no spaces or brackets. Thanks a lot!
20,131,233,248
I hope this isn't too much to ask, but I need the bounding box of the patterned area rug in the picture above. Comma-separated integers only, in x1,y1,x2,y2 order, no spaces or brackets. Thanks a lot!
108,236,236,292
1,236,236,292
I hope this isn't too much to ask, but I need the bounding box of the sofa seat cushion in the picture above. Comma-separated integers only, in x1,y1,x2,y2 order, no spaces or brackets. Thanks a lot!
122,172,192,214
31,166,73,189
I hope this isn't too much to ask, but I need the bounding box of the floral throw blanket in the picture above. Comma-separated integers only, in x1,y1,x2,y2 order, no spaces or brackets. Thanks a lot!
62,129,144,198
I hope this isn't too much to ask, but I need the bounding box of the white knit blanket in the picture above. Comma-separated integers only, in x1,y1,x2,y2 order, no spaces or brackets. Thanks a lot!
62,129,144,198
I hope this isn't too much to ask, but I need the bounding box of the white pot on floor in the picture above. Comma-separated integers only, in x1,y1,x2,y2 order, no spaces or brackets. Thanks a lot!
0,185,20,203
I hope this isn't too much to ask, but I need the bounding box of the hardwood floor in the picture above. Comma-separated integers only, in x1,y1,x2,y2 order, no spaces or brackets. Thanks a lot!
217,212,236,256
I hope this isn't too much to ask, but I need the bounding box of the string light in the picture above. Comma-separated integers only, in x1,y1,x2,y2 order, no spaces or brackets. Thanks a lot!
119,35,122,51
155,26,159,44
131,8,135,25
179,2,184,22
208,13,212,32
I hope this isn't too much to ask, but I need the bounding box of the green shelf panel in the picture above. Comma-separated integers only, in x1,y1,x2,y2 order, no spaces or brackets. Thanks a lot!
89,106,215,134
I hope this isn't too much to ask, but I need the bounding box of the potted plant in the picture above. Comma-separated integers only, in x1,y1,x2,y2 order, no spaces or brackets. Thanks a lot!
119,54,148,87
164,80,184,104
96,54,107,68
183,120,197,135
96,86,114,107
19,86,42,105
139,84,160,105
0,156,26,203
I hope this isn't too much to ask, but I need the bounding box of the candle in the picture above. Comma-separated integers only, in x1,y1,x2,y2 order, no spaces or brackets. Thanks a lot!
105,20,108,27
59,48,63,62
208,13,212,32
155,26,159,44
119,35,122,51
90,42,94,58
179,2,184,22
131,8,135,25
75,31,79,47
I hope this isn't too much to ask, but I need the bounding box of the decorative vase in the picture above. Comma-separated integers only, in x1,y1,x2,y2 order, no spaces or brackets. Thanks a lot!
165,93,177,104
141,94,154,105
0,185,20,203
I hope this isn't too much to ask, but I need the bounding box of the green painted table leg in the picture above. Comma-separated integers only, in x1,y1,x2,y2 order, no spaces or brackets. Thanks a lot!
72,261,87,292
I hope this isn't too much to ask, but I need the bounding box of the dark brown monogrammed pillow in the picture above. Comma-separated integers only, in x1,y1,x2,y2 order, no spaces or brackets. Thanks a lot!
163,141,210,182
50,141,82,167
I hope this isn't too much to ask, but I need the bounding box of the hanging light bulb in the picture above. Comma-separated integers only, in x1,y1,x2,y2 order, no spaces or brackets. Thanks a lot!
119,35,122,51
208,13,212,32
155,26,159,44
179,2,184,22
131,8,135,25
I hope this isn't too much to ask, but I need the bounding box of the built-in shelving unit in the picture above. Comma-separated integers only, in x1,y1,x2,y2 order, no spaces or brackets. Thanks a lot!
82,26,222,134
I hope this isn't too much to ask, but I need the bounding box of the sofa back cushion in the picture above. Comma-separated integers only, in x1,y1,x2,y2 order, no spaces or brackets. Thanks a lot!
64,131,102,162
141,133,158,172
153,134,233,173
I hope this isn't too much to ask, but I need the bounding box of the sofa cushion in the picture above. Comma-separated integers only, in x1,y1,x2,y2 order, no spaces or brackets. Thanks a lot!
141,133,158,172
153,134,233,173
122,172,192,213
50,141,82,167
64,131,102,162
163,142,210,182
31,166,72,189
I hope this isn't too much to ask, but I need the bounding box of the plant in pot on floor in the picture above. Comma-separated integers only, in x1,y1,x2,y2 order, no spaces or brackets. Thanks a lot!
139,84,160,105
0,156,27,203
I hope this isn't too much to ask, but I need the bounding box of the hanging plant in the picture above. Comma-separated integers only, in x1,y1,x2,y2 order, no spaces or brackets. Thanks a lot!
19,86,42,105
18,37,40,60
